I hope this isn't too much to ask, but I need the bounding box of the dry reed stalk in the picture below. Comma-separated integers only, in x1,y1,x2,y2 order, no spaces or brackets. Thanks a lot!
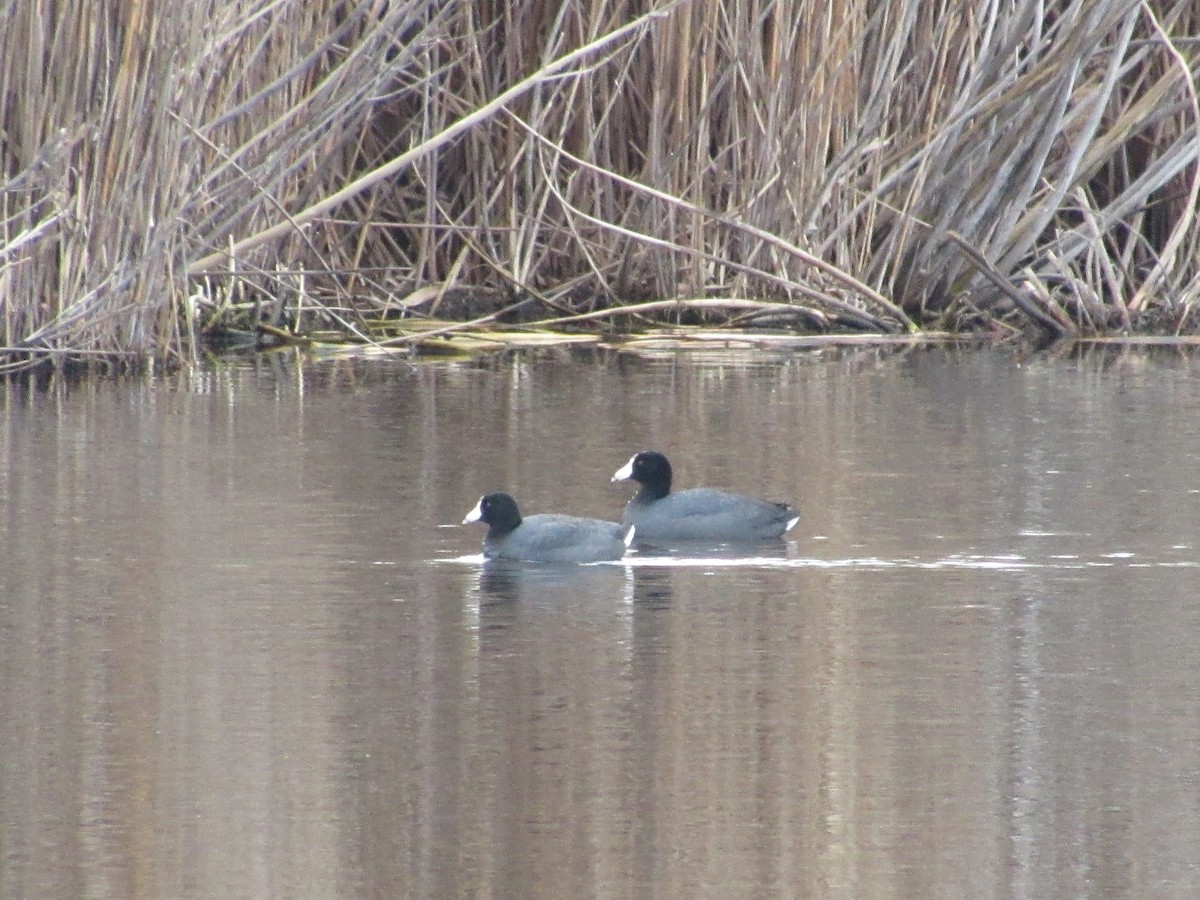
3,0,1200,371
372,0,1200,339
1,0,453,372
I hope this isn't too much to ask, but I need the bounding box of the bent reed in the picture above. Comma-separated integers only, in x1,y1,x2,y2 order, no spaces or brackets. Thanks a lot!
2,0,1198,372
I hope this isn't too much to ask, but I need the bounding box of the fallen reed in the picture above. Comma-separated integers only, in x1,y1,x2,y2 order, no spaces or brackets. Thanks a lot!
2,0,1198,371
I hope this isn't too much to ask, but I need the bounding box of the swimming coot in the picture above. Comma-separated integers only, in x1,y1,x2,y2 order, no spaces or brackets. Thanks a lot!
611,451,799,542
463,492,634,563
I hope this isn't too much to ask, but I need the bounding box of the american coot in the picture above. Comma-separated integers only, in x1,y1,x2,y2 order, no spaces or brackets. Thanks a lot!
463,492,634,563
611,450,800,542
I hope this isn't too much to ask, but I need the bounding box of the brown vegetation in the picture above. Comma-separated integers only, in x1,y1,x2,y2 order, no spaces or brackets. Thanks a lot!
2,0,1198,371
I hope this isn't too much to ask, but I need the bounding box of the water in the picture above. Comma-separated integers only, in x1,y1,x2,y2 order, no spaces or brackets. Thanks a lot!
2,346,1200,897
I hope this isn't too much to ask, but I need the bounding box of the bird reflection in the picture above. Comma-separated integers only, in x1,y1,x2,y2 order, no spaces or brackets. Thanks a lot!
630,537,800,560
629,566,673,610
473,559,631,606
476,560,526,605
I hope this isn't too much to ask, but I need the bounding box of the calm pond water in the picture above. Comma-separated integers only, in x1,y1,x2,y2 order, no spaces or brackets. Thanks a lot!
2,344,1200,898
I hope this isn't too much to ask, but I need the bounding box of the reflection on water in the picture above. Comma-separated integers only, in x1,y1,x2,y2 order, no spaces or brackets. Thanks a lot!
471,558,632,604
3,346,1200,896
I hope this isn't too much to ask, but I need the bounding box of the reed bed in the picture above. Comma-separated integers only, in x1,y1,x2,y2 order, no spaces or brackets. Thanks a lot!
2,0,1198,371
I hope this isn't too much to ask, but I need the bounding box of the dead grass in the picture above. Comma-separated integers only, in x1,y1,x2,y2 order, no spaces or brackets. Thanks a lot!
2,0,1199,371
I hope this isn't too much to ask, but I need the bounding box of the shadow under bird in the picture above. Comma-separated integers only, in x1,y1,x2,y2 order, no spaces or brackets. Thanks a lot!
463,492,635,563
611,450,800,542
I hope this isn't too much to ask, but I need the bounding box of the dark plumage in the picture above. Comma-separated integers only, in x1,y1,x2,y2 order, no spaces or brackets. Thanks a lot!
463,492,634,563
611,451,799,542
